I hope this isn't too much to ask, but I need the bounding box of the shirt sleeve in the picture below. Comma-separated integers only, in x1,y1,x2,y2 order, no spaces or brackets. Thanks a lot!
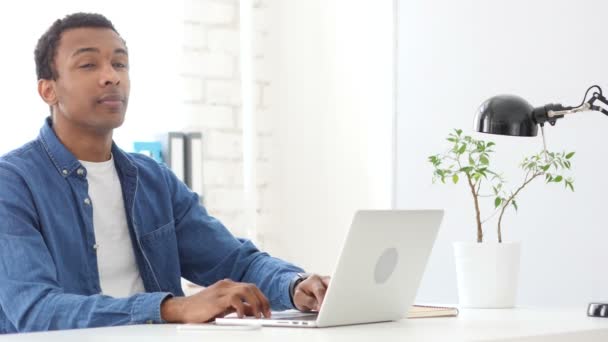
0,164,172,333
161,163,305,311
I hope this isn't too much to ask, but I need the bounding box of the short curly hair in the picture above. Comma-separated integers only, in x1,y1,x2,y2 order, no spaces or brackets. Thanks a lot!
34,13,121,80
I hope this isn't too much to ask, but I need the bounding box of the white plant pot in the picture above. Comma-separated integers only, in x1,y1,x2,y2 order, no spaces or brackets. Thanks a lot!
453,241,521,308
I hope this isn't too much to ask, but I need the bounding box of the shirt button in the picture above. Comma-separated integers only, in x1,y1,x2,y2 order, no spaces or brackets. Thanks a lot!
84,198,91,205
77,168,85,176
62,169,68,175
93,244,99,250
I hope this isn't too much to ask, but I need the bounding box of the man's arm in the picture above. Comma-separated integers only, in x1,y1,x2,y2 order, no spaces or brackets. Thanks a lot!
0,165,171,333
159,163,304,311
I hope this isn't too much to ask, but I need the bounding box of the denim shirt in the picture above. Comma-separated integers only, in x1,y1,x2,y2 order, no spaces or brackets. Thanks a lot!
0,118,303,333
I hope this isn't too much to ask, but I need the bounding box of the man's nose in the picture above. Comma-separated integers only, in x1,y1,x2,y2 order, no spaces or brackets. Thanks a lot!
99,63,120,86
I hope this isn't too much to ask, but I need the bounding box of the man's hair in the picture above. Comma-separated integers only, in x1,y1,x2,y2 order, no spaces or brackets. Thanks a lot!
34,13,120,80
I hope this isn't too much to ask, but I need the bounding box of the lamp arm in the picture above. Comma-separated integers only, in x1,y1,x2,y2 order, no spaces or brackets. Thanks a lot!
547,103,591,118
539,86,608,125
587,92,608,116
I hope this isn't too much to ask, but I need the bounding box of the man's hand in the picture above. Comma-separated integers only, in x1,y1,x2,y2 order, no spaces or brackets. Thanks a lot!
293,274,331,312
161,279,271,323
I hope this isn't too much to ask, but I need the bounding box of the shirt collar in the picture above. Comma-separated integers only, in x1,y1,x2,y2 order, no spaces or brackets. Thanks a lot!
38,117,137,178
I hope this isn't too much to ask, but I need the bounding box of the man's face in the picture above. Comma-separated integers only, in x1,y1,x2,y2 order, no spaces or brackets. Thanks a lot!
49,27,130,133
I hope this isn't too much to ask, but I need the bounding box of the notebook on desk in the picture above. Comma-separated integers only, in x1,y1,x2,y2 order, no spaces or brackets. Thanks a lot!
216,210,444,328
409,305,459,318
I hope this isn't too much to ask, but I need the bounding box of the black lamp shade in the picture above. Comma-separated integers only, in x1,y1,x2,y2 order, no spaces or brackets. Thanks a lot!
474,95,538,137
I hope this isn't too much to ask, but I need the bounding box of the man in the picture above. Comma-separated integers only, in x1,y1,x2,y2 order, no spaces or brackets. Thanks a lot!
0,13,329,333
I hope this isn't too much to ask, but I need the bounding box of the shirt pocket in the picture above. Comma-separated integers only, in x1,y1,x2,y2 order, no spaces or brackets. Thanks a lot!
139,220,182,293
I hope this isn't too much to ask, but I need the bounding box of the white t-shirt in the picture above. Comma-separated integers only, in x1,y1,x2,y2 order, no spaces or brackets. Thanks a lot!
79,155,146,298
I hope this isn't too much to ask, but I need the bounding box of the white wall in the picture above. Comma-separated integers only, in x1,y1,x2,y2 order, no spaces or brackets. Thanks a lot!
261,0,395,275
397,0,608,306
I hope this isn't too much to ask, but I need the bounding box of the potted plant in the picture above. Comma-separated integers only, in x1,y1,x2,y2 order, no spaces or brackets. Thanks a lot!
428,129,574,308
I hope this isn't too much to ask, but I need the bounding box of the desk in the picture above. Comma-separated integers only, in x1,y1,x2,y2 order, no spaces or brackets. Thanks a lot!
3,308,608,342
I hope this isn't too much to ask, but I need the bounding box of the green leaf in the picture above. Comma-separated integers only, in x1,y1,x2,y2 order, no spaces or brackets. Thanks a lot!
447,137,457,143
460,166,474,173
487,142,495,147
567,182,575,191
494,197,502,208
566,152,575,159
541,165,550,172
458,144,466,154
512,200,518,211
480,156,489,165
452,174,459,184
455,129,463,136
554,175,563,182
469,156,475,165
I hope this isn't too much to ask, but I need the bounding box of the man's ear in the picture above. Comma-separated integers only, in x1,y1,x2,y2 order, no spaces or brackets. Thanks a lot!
37,79,57,106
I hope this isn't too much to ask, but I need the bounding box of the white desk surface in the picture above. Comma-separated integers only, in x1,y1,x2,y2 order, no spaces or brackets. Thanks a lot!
4,307,608,342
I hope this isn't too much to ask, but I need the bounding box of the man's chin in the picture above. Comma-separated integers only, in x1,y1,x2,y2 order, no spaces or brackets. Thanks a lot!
91,112,126,132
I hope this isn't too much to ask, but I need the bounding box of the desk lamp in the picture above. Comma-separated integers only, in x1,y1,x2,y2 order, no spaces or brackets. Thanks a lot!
473,85,608,318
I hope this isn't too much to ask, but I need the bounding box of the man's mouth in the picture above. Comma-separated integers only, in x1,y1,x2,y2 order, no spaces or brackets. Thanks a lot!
97,94,126,107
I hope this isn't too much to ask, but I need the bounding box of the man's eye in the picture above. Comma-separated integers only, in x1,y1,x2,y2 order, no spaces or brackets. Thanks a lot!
113,63,128,69
79,63,95,69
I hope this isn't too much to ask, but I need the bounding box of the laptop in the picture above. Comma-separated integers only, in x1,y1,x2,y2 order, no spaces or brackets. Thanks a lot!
215,209,443,328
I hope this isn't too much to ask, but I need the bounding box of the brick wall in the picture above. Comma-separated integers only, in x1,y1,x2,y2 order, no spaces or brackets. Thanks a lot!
179,0,275,293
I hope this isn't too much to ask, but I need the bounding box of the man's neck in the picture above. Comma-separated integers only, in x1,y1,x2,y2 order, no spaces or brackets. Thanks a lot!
52,117,113,162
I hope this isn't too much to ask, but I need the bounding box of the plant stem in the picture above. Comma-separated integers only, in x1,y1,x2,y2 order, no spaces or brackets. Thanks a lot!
497,172,540,243
466,173,483,243
481,206,501,224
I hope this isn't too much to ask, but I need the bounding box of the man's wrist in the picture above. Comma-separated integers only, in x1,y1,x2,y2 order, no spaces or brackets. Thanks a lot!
288,272,310,308
160,296,185,323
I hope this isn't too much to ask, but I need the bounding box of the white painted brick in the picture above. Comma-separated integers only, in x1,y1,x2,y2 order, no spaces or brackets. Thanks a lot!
258,82,274,108
206,130,243,159
256,211,275,242
208,29,240,55
234,107,273,133
182,104,234,129
233,108,242,129
203,160,243,186
183,23,207,49
205,188,245,212
181,50,234,78
206,80,241,106
255,83,263,108
255,108,273,133
204,52,235,78
207,210,246,236
181,77,204,102
254,58,271,82
181,49,205,75
253,30,268,58
252,0,266,9
258,134,273,160
257,186,275,211
253,7,270,32
256,161,272,187
185,0,236,25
